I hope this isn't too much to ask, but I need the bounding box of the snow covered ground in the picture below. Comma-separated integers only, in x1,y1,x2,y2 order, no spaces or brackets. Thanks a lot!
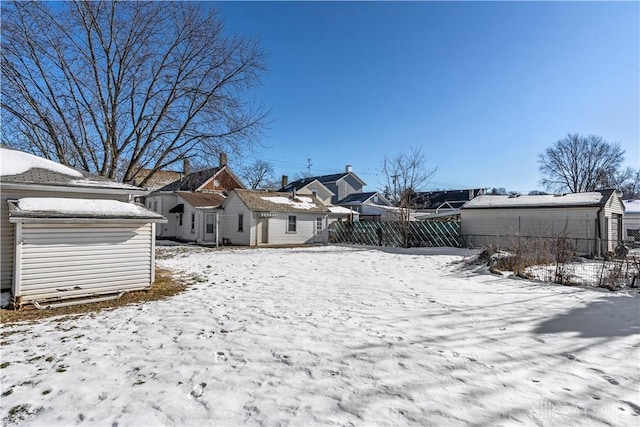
1,245,639,426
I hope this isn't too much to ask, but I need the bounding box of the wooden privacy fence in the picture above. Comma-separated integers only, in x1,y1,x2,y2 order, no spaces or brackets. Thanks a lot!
330,220,461,248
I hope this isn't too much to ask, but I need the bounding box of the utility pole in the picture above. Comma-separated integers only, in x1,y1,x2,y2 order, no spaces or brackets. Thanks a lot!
307,158,313,177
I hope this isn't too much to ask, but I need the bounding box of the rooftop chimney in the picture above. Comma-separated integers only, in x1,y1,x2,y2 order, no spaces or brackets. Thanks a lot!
345,165,352,173
219,152,228,168
281,175,288,188
183,158,191,176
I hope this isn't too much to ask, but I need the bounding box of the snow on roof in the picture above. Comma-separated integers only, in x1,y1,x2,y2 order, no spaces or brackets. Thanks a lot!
624,200,640,213
462,191,613,209
69,178,143,190
261,196,317,210
1,147,83,177
11,197,165,221
328,206,358,214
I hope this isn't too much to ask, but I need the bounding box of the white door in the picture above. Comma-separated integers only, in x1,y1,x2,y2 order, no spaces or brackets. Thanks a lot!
315,217,324,243
257,218,268,244
204,213,216,242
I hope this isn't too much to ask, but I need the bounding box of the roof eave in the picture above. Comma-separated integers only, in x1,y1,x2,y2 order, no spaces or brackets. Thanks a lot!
1,181,148,196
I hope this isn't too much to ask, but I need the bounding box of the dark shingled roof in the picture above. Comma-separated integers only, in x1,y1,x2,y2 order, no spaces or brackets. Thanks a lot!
338,192,378,204
232,190,329,213
279,171,365,192
156,168,221,192
412,189,485,209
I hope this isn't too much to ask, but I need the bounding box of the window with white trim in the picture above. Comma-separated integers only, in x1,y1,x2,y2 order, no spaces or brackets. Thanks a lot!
288,215,297,233
191,213,195,233
238,214,244,232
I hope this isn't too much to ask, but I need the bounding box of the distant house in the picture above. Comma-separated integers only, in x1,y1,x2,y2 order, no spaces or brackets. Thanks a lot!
412,189,486,213
279,165,366,204
221,190,329,246
168,192,226,244
460,189,624,256
337,191,393,221
0,147,165,307
623,200,640,244
147,153,245,241
128,168,184,191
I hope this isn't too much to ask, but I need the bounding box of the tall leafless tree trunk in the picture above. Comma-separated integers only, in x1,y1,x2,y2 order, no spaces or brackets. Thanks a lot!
538,134,625,193
381,147,436,247
1,1,268,185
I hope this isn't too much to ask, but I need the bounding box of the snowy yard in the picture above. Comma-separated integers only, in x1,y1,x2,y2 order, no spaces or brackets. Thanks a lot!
1,245,639,426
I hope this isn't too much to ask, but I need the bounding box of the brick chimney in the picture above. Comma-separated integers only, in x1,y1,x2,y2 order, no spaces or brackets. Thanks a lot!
183,158,191,175
281,175,288,188
219,152,228,168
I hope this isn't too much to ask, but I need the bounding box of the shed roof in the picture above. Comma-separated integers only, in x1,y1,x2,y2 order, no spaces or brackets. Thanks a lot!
176,192,226,209
8,197,166,222
231,190,329,213
1,147,144,193
462,189,618,209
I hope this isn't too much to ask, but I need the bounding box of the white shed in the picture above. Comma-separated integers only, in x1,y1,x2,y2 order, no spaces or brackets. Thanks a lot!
1,147,166,308
221,190,329,246
460,189,624,256
622,200,640,244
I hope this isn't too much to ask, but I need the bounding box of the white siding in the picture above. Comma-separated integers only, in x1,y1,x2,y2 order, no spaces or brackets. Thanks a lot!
1,189,130,292
267,212,324,245
148,193,178,238
461,207,599,254
603,194,625,250
220,194,252,245
17,223,153,303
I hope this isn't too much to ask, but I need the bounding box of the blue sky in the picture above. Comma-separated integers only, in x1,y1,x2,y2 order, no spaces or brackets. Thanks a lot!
217,1,639,193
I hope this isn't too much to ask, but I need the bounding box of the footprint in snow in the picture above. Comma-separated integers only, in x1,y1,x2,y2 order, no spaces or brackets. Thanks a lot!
190,382,207,398
215,351,227,363
604,375,620,385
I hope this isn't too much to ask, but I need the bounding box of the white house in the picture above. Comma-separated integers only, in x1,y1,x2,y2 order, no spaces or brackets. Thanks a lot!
460,189,625,256
221,190,330,246
146,155,245,241
622,200,640,244
279,165,367,205
1,147,166,308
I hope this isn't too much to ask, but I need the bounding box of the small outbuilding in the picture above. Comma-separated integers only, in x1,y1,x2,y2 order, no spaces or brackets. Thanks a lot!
1,147,166,307
622,200,640,245
460,189,624,256
221,190,329,246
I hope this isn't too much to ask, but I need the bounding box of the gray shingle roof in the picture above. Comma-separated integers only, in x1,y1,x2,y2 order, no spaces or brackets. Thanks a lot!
232,190,329,213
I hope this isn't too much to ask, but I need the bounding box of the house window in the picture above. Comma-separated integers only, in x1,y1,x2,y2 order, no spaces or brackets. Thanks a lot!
312,190,318,198
238,214,244,232
153,201,158,212
316,218,323,233
191,213,195,233
178,213,183,226
288,215,297,232
206,214,215,234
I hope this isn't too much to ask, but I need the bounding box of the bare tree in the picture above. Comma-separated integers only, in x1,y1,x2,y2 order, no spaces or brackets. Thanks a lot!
381,147,437,247
239,160,275,190
1,1,267,185
538,134,625,193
